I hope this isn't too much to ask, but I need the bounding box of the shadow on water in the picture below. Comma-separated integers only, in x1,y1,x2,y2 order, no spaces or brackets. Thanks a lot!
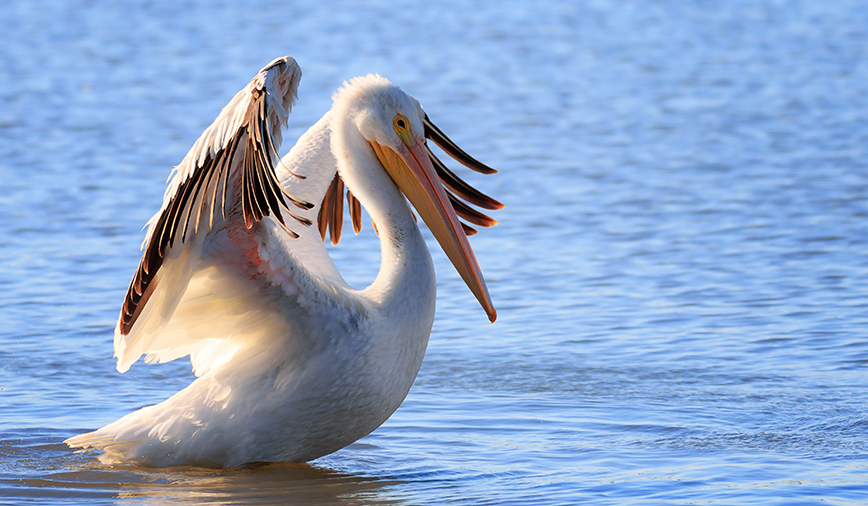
1,430,406,506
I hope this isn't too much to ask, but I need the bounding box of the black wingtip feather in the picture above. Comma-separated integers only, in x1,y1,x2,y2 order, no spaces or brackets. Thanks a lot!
423,113,498,175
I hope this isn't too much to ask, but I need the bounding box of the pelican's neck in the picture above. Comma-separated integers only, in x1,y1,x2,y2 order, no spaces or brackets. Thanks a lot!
330,113,436,319
367,187,435,313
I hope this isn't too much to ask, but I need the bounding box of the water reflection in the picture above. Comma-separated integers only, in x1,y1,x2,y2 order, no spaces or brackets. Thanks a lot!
110,464,402,506
6,435,405,506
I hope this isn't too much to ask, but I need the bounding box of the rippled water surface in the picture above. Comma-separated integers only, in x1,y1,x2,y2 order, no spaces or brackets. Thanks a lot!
2,0,868,504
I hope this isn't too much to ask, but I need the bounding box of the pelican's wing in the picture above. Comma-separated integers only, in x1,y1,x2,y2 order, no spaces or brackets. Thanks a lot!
316,112,504,244
114,56,311,372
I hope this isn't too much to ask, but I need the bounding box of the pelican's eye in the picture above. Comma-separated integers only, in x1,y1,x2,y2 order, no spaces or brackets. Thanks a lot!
393,115,409,134
393,114,414,145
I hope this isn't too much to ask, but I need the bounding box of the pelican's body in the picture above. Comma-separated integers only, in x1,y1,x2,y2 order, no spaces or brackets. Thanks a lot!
66,57,500,467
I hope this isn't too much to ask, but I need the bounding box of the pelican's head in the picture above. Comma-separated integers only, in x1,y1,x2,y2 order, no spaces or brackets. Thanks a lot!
332,75,497,322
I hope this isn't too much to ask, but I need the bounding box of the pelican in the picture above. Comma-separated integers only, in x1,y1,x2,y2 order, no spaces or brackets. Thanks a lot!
65,56,502,467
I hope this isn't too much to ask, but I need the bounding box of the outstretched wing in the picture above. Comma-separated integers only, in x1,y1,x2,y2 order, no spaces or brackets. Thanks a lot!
115,56,311,372
316,113,503,245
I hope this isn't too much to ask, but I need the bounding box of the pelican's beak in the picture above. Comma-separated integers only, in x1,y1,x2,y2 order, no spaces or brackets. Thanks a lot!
371,139,497,322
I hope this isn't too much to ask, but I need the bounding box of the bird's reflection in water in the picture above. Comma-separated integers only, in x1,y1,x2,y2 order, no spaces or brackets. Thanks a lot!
36,447,405,506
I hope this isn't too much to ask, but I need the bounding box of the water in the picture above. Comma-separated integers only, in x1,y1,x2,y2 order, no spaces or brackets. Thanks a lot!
1,0,867,504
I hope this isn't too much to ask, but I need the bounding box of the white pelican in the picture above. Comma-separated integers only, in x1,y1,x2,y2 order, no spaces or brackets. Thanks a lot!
65,56,502,467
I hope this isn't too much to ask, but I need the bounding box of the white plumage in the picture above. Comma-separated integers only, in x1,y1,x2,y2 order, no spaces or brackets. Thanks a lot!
66,57,500,468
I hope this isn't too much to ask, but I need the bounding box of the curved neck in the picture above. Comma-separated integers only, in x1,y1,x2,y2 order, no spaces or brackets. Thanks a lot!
330,112,437,318
368,199,436,314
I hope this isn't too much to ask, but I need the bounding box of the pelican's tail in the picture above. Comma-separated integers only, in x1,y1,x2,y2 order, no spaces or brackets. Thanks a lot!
64,401,181,466
64,371,266,468
65,431,138,465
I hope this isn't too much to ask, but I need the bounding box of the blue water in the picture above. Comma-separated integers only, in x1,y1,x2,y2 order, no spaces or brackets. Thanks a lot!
2,0,868,504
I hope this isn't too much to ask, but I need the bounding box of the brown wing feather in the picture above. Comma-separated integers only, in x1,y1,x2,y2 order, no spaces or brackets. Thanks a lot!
428,146,503,210
317,175,335,242
423,115,502,236
120,86,313,336
348,189,363,234
119,144,239,336
314,114,501,246
317,174,351,245
423,113,497,174
329,177,345,245
461,222,478,236
446,189,498,227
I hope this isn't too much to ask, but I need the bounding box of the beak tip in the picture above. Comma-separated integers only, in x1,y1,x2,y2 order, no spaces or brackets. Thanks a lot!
487,307,497,323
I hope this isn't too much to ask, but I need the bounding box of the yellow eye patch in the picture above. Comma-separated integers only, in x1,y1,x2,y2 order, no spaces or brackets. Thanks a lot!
393,114,414,145
393,114,409,133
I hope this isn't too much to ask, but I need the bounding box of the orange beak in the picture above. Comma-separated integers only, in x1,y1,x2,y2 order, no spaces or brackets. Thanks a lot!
371,139,496,322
